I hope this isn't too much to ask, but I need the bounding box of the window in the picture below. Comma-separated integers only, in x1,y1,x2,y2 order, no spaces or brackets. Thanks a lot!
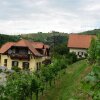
81,52,83,55
4,59,7,66
12,61,18,67
39,62,41,67
78,51,82,55
36,63,39,71
77,52,80,55
23,62,29,70
79,55,82,58
36,62,41,71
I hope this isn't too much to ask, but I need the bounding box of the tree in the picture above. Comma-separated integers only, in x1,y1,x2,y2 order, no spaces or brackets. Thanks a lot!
88,38,97,64
95,35,100,65
54,42,69,56
31,76,40,100
3,72,32,100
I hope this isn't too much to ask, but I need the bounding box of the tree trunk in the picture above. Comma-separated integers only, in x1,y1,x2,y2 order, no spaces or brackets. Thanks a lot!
30,91,33,100
54,78,55,85
42,90,44,96
49,80,52,87
36,90,38,100
41,88,44,96
45,82,48,89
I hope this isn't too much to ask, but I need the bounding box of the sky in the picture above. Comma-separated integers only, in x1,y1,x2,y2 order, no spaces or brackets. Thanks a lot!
0,0,100,34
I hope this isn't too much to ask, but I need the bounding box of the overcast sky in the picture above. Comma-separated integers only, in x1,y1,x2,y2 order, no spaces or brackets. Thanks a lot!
0,0,100,34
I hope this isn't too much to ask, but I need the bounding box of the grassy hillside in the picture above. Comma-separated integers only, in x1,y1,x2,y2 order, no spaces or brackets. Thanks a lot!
39,60,93,100
79,29,100,35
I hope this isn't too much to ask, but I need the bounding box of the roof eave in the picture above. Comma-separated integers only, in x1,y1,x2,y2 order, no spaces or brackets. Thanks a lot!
68,47,88,49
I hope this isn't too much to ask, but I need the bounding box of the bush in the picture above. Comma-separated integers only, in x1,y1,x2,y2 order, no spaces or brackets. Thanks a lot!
12,67,21,72
82,35,100,100
0,69,2,73
66,52,77,64
82,65,100,100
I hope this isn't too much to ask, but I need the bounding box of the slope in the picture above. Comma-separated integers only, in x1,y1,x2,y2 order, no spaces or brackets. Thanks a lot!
39,60,93,100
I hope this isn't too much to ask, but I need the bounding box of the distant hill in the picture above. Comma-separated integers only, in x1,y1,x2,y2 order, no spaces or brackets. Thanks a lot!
1,29,100,47
79,29,100,35
21,32,68,42
0,32,68,47
0,34,20,47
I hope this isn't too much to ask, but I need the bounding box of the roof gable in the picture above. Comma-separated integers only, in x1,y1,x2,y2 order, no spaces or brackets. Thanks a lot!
0,39,49,57
14,39,42,56
14,39,28,47
0,42,15,53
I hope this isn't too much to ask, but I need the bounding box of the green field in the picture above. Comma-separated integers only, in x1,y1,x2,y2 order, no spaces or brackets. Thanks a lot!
39,60,92,100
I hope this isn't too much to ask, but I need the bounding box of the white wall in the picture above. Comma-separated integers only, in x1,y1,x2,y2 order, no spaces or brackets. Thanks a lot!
69,48,87,58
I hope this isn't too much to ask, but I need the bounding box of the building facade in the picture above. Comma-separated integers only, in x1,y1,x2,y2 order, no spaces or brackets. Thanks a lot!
68,34,95,58
0,39,50,71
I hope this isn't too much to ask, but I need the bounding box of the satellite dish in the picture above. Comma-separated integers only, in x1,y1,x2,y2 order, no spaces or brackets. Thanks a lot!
8,49,12,54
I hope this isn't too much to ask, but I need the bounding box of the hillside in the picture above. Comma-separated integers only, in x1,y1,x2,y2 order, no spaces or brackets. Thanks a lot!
0,34,20,47
39,60,92,100
20,32,68,44
0,32,68,48
0,28,100,47
79,29,100,35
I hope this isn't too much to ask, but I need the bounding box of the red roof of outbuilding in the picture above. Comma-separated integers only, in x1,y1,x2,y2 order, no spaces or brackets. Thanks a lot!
68,34,96,49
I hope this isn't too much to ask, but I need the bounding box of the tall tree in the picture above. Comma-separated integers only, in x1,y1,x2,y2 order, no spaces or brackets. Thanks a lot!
88,38,97,64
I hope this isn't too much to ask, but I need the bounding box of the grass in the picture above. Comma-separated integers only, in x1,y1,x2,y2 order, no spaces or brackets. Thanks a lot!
39,60,93,100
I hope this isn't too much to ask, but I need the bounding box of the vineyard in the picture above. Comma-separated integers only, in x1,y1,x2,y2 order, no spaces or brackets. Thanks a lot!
0,35,100,100
40,35,100,100
82,35,100,100
0,56,72,100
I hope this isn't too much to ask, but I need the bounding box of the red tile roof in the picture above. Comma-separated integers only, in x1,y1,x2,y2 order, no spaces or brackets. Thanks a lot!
0,42,15,53
31,42,44,49
44,45,50,49
68,34,96,49
14,39,43,56
0,39,49,57
31,42,50,49
14,39,28,47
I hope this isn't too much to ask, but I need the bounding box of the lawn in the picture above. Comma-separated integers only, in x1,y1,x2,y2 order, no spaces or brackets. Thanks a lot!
39,60,93,100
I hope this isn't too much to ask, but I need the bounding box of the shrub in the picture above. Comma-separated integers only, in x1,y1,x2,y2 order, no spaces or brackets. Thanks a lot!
0,69,2,73
66,52,77,64
82,65,100,100
12,66,21,72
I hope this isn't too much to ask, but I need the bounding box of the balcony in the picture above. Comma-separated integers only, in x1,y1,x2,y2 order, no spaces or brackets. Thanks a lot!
10,54,30,60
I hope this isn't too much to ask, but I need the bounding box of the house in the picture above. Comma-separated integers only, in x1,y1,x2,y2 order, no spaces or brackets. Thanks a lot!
0,39,50,71
67,34,95,58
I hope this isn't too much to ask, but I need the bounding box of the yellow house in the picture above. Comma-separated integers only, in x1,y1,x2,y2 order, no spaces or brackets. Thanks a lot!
0,39,50,71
